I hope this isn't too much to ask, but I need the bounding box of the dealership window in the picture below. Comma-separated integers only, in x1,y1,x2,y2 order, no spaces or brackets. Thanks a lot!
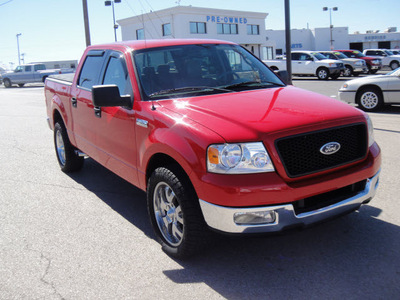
262,47,274,60
247,25,259,35
190,22,206,34
162,23,171,36
217,23,238,34
136,28,144,40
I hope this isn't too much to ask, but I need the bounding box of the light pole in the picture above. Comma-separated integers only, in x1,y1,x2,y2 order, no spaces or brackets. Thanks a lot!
105,0,121,42
323,7,338,50
16,33,22,65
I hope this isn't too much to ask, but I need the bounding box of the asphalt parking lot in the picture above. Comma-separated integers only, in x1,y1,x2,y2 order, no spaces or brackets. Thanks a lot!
0,75,399,299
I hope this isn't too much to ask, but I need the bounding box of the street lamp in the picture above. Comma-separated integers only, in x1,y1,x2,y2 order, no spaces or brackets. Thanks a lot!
16,33,22,66
323,6,338,50
105,0,121,42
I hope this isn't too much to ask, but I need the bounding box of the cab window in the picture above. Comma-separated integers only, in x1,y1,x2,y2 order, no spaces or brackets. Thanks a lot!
102,55,130,95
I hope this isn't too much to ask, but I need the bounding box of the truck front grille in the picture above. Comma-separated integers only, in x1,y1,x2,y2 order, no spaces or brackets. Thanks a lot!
275,124,368,178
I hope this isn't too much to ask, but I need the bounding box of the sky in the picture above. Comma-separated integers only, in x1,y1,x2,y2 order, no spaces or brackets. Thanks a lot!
0,0,399,69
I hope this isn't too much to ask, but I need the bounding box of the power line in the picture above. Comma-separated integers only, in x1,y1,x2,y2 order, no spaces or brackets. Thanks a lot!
0,0,13,7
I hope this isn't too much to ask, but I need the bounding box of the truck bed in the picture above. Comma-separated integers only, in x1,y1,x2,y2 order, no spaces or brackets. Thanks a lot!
48,73,75,84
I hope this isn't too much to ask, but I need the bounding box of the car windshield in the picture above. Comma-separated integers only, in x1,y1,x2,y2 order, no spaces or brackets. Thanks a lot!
312,52,327,60
344,51,365,58
333,52,348,59
387,67,400,76
133,43,284,100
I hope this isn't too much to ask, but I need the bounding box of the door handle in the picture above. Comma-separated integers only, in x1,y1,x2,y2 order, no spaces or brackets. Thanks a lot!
71,97,77,108
94,106,101,118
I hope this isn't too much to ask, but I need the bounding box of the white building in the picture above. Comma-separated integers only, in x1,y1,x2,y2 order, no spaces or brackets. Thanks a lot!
118,6,275,59
118,6,400,58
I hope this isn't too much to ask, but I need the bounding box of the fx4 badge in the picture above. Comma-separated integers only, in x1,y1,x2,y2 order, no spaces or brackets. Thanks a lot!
320,142,341,155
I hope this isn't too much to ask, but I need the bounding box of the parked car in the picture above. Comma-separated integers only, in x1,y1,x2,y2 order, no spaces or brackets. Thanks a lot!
363,49,400,70
338,67,400,111
44,39,381,258
2,63,74,88
390,49,400,55
319,51,367,77
263,51,344,80
335,50,382,74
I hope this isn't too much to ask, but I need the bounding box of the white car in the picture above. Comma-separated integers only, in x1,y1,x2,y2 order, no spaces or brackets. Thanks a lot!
338,68,400,111
363,49,400,70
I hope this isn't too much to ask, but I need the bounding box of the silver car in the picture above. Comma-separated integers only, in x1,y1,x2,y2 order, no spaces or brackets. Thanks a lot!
338,68,400,111
319,51,368,77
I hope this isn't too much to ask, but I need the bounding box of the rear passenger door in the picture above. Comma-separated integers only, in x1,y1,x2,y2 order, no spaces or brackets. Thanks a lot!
70,50,106,162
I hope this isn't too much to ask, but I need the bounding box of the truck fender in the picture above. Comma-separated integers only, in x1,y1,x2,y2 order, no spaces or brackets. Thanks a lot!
138,128,209,197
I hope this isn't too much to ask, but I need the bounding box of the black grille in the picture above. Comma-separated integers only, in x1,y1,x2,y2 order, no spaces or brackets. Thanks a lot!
275,124,368,178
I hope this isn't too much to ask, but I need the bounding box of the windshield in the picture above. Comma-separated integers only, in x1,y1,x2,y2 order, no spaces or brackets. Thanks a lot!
311,52,327,60
387,67,400,76
333,52,348,59
133,44,284,100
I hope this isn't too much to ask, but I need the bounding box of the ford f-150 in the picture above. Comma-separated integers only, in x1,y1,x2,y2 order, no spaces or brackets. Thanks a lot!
45,39,381,258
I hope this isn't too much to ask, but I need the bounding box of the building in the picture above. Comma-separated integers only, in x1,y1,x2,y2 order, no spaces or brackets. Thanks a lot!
118,5,400,58
118,6,275,59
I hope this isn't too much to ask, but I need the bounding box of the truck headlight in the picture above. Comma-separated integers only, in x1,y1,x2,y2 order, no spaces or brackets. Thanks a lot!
366,115,375,147
355,61,363,66
207,142,275,174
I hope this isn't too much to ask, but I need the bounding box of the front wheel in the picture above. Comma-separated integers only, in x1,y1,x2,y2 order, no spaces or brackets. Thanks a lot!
343,65,353,77
356,87,383,112
54,122,84,172
317,68,329,80
147,166,207,258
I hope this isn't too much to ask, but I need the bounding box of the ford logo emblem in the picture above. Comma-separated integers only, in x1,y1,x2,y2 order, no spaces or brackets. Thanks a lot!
320,142,341,155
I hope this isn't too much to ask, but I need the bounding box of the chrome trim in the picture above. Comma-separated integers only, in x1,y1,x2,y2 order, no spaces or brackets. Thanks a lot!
199,170,380,234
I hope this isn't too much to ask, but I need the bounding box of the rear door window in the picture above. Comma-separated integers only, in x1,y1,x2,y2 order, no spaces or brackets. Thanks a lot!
78,51,105,90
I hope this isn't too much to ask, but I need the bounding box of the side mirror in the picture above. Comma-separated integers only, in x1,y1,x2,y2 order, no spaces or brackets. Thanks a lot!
92,85,132,108
275,70,290,85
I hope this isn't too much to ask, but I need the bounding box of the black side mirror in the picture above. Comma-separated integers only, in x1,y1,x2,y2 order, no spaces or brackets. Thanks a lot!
92,85,132,108
275,70,290,85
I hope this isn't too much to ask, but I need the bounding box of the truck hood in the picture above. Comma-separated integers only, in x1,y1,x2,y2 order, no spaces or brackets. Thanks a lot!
158,86,362,142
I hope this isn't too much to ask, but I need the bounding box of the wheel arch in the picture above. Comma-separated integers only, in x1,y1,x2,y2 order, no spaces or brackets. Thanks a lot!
356,84,383,99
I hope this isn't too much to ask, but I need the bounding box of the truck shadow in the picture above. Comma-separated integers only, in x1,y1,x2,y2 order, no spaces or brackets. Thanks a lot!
67,158,400,299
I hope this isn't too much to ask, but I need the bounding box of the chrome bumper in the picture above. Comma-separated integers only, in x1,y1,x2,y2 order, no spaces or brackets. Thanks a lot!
199,170,380,234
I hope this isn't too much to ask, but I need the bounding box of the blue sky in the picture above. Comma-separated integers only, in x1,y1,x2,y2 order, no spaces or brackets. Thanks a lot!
0,0,398,69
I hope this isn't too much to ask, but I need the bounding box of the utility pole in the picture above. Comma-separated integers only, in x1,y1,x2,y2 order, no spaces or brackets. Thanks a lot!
82,0,91,46
284,0,292,84
16,33,21,66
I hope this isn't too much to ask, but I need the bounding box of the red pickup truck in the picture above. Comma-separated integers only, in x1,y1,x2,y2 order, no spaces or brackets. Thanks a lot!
45,39,381,258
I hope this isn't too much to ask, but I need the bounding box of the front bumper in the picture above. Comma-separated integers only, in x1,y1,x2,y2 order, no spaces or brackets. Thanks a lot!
338,90,357,104
199,170,380,233
328,66,343,75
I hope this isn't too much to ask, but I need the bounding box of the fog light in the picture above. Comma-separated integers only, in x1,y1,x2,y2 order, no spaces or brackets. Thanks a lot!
234,211,276,225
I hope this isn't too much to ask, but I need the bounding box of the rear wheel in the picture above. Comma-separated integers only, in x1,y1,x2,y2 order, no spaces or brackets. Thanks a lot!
356,87,383,112
3,78,11,88
18,83,24,87
54,122,84,172
147,166,207,258
390,61,399,70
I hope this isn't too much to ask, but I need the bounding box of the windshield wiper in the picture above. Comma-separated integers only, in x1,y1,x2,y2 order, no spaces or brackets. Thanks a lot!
149,86,233,97
222,80,285,90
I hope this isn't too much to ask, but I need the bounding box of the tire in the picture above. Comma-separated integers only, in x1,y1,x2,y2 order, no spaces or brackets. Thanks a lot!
330,73,340,80
353,72,360,77
54,122,84,172
316,67,329,80
390,61,399,70
147,166,207,258
343,65,353,77
356,87,383,112
369,69,378,74
3,78,11,88
18,83,24,87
